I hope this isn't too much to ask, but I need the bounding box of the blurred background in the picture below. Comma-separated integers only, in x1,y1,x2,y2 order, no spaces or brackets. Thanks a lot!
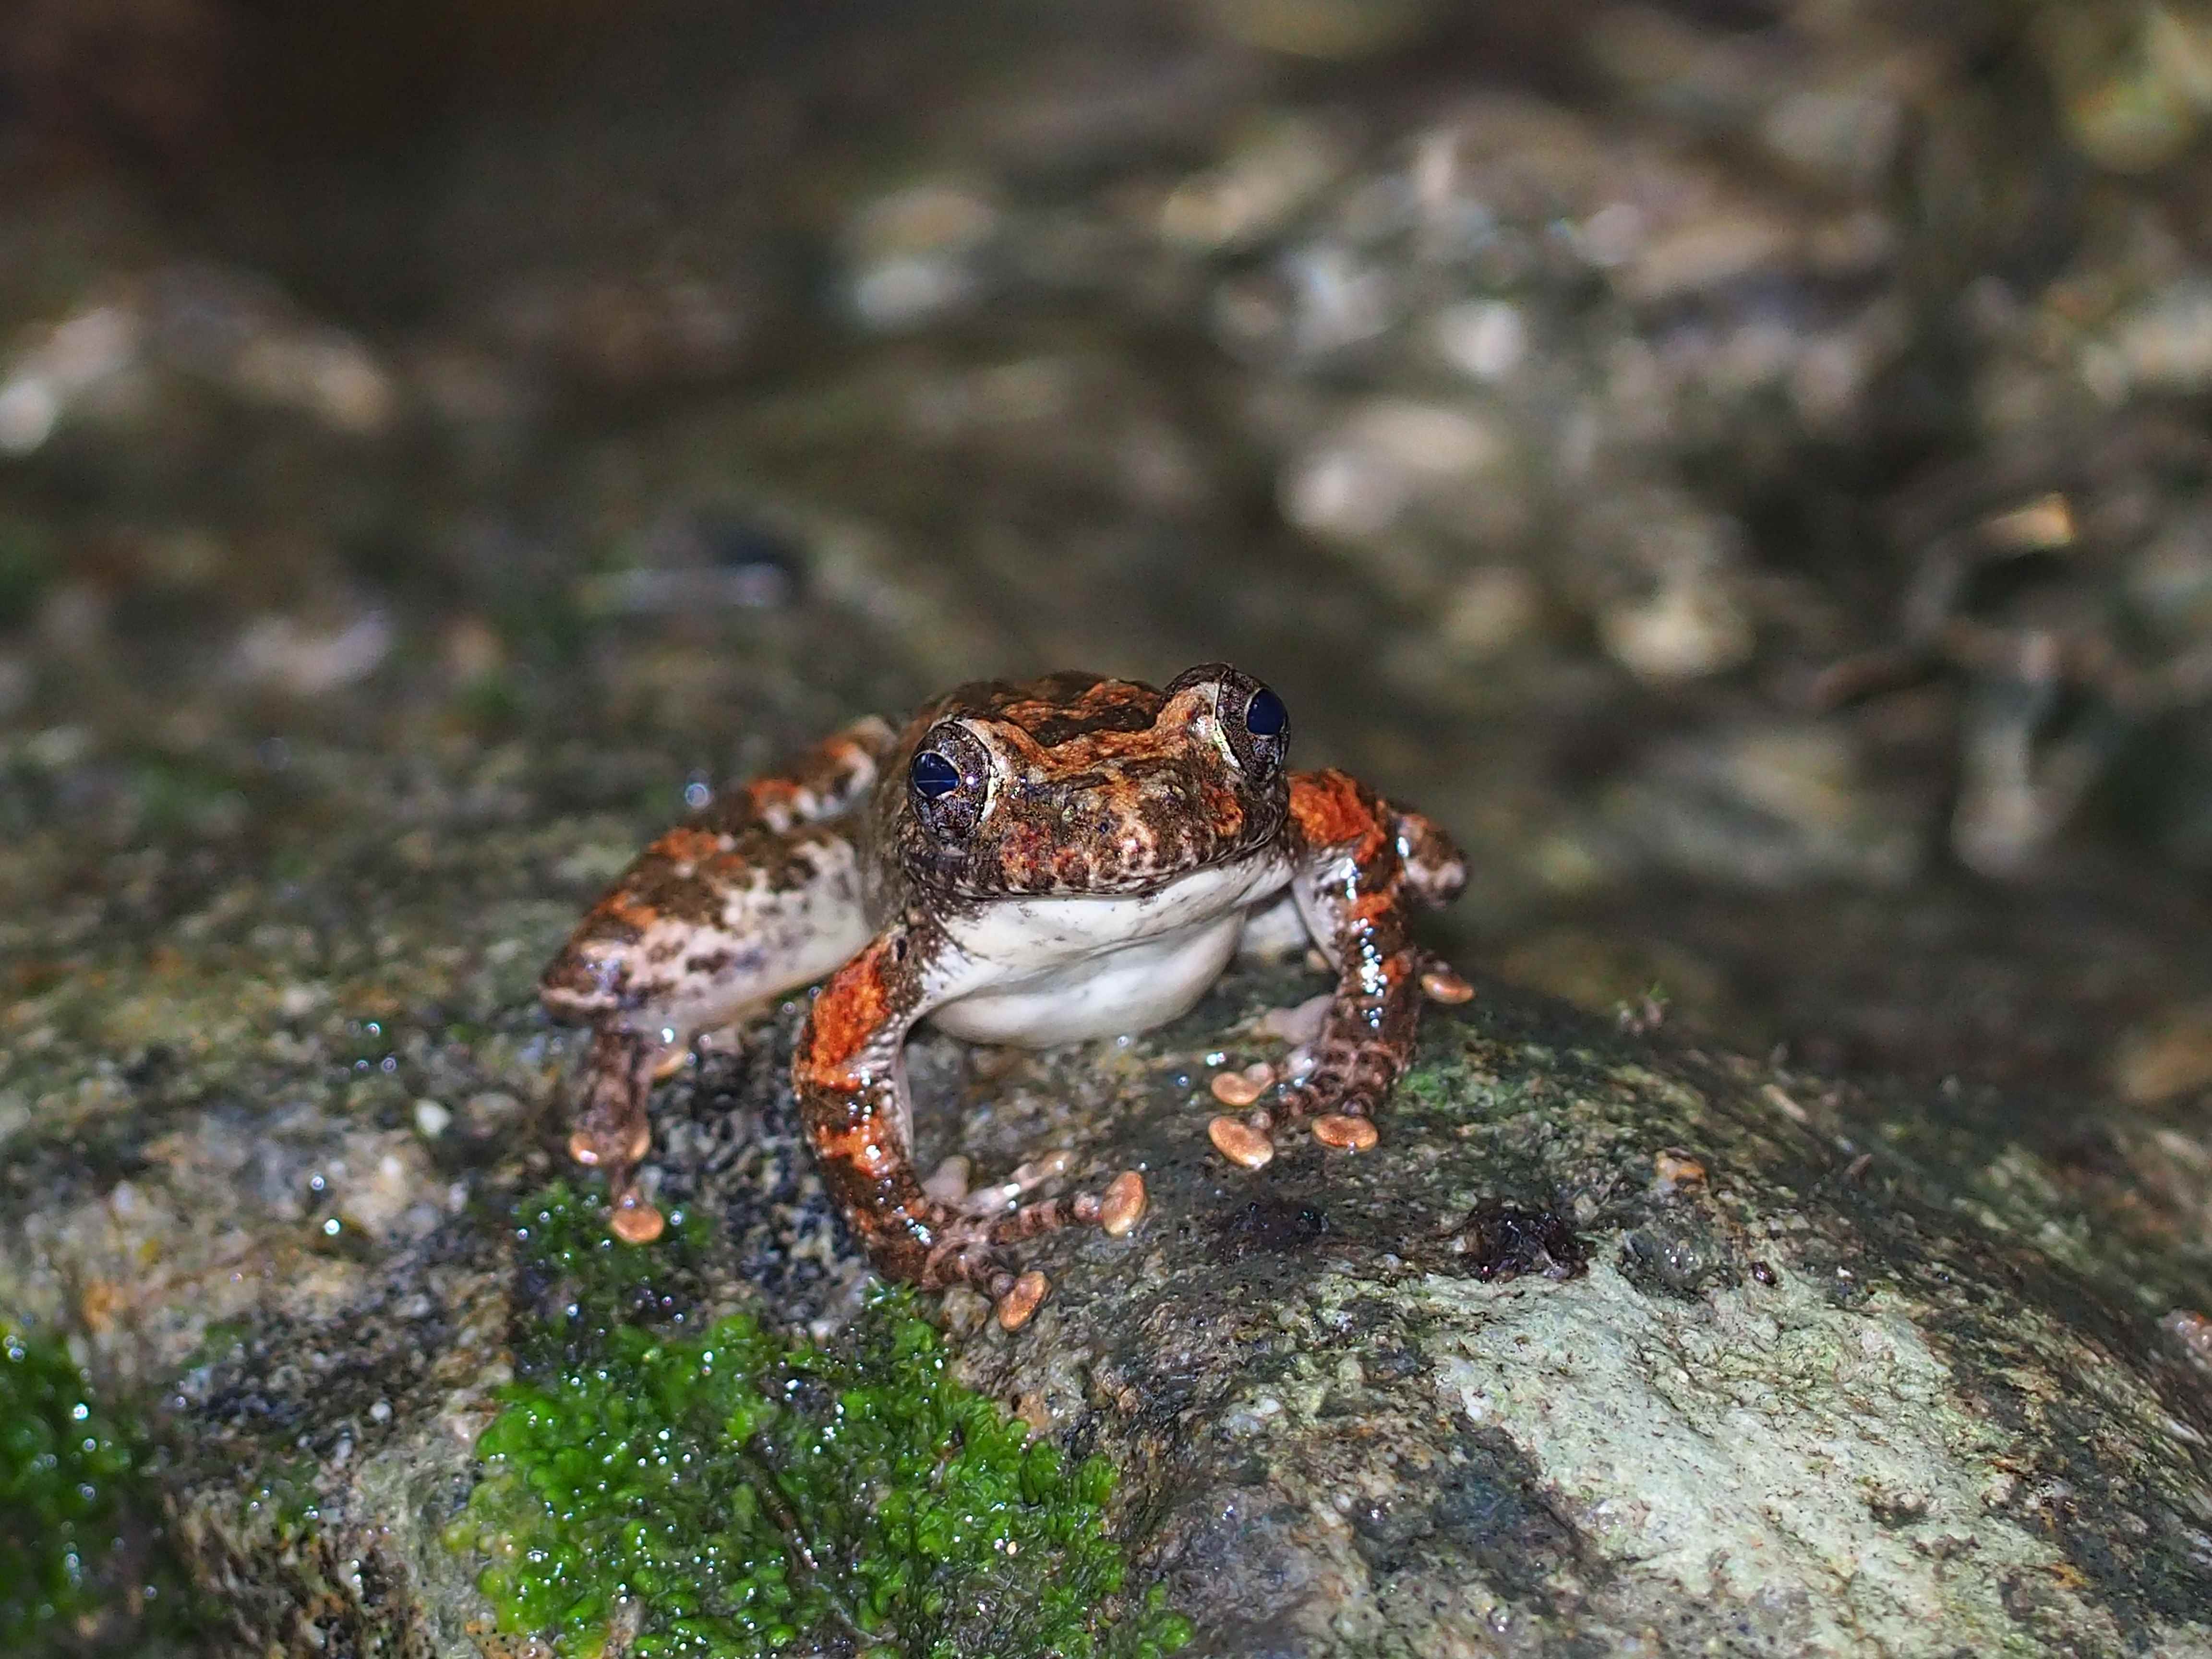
7,0,2212,1134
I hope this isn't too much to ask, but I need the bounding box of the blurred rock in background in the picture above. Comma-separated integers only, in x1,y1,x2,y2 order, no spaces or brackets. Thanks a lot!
9,0,2212,1087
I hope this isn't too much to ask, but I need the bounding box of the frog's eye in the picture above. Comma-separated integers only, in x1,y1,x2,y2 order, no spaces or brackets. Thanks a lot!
1167,663,1288,780
908,723,991,841
910,750,961,799
1228,678,1288,779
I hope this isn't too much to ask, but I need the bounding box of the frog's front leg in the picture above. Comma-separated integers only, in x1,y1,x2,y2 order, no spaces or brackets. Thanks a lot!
794,927,1142,1330
1229,769,1467,1155
541,719,894,1242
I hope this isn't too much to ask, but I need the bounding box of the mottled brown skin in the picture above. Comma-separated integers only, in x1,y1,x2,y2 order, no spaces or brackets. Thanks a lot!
540,664,1466,1320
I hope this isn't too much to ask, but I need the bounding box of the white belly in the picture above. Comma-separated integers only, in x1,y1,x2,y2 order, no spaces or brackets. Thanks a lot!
928,854,1291,1047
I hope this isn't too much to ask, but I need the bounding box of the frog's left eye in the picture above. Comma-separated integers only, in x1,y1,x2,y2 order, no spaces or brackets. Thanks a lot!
1244,686,1287,739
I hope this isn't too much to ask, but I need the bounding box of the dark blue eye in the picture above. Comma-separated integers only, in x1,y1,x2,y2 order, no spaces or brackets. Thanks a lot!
1244,686,1287,739
910,750,962,799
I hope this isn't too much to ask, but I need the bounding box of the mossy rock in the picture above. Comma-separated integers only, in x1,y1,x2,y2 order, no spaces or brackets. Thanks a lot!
8,927,2212,1654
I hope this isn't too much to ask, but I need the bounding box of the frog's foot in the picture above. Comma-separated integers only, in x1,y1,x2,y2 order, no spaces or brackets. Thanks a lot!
1206,1037,1394,1165
568,1027,665,1244
909,1170,1149,1330
925,1150,1147,1233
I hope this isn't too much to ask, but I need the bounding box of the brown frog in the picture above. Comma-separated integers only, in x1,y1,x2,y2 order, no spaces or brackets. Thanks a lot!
540,665,1466,1327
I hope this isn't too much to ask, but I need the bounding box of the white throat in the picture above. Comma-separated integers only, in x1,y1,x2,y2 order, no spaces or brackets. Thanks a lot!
927,853,1292,1046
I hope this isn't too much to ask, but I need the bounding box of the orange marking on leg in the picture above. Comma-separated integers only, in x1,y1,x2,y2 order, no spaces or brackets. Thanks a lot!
652,826,727,863
794,939,897,1083
1289,769,1389,857
745,777,804,819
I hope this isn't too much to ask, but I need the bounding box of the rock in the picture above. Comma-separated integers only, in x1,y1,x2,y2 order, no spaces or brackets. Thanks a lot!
1159,114,1351,255
4,754,2209,1654
2106,279,2212,394
841,180,1002,332
1278,397,1528,586
1601,721,1928,888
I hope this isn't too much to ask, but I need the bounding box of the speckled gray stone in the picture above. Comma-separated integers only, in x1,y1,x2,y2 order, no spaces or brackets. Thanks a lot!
5,752,2210,1657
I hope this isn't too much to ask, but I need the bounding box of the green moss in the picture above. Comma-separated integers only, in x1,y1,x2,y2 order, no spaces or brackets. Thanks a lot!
504,1181,711,1380
454,1186,1190,1659
0,1326,141,1645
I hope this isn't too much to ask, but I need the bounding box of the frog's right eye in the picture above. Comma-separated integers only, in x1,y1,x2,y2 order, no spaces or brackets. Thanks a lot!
908,723,990,840
910,750,961,798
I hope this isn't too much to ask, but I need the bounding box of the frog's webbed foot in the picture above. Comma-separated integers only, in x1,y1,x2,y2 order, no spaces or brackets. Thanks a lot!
910,1167,1150,1329
1201,981,1408,1167
568,1027,666,1244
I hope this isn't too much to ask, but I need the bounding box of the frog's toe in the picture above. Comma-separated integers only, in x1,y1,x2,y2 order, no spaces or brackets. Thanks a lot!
1095,1169,1148,1236
1208,1113,1276,1169
921,1231,1020,1294
922,1154,972,1206
610,1193,666,1245
993,1269,1051,1331
1312,1111,1380,1151
952,1148,1078,1215
1419,960,1475,1004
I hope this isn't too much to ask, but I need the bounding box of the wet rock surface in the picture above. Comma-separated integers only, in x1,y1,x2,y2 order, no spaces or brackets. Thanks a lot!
8,830,2212,1653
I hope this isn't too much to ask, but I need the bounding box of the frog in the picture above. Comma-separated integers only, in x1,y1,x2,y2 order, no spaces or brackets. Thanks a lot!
539,663,1467,1328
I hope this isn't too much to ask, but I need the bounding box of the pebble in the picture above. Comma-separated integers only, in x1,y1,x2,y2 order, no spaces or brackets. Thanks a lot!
2111,1000,2212,1104
1597,577,1754,684
995,1269,1050,1332
1254,992,1333,1046
1431,300,1527,382
843,180,998,332
1312,1113,1378,1151
1209,1115,1276,1168
230,608,395,697
1978,493,2076,553
1099,1170,1148,1237
1159,114,1348,253
1280,397,1518,548
2164,1310,2212,1379
2108,280,2212,393
1435,565,1542,661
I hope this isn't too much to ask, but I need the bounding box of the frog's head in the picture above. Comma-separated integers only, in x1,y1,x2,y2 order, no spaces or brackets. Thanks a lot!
888,664,1291,897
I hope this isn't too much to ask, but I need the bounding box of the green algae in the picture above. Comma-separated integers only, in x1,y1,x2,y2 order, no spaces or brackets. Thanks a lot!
455,1186,1190,1658
0,1325,142,1646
